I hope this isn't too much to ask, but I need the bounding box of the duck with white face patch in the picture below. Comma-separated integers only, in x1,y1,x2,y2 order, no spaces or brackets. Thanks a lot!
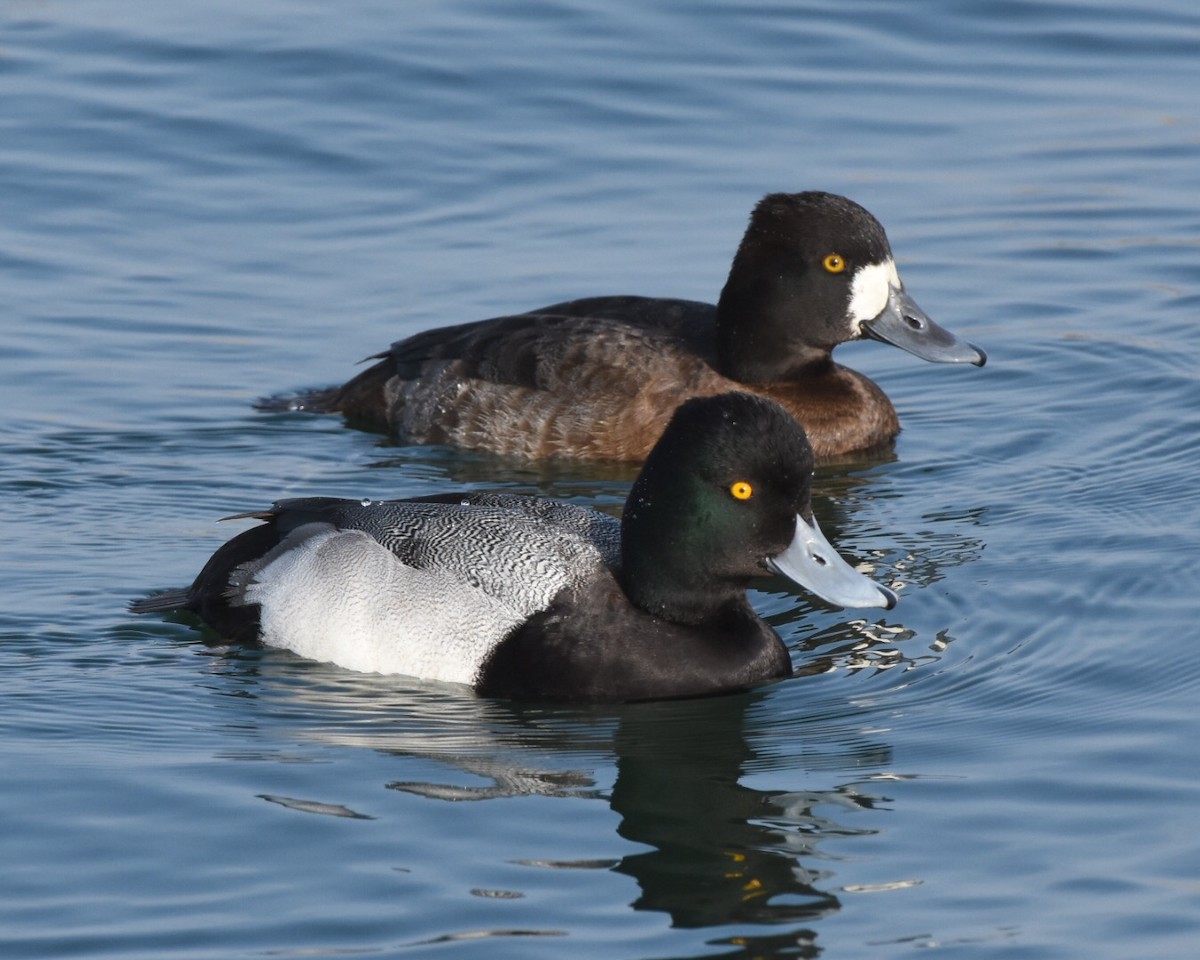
266,191,985,463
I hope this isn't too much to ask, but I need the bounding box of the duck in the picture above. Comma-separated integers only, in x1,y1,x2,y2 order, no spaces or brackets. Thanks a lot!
133,392,897,702
279,191,985,463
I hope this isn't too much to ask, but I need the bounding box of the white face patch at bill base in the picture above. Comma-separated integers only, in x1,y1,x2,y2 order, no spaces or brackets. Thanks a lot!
847,258,902,333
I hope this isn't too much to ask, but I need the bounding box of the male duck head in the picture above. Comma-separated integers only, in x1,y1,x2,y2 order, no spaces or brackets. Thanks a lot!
715,191,986,381
619,391,897,623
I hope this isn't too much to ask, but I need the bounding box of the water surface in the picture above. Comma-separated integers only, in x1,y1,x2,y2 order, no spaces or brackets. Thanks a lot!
2,1,1199,957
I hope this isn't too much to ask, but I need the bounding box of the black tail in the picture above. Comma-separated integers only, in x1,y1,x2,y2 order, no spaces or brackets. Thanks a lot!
129,589,192,615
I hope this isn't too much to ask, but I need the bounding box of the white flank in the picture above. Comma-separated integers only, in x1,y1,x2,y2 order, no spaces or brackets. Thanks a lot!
244,527,525,684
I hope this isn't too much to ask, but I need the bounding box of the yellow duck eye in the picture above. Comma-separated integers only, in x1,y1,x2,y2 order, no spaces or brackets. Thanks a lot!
729,481,753,501
822,253,846,274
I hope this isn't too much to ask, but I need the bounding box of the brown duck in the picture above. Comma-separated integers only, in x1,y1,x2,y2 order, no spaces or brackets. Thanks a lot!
284,192,985,462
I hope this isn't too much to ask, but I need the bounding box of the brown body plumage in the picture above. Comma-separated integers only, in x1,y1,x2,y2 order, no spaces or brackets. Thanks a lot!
320,318,897,461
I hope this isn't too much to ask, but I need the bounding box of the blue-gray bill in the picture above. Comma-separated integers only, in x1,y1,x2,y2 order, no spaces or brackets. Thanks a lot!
766,514,898,610
863,285,987,366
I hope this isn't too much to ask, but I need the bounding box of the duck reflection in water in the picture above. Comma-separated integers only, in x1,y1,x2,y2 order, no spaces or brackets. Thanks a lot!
383,689,895,957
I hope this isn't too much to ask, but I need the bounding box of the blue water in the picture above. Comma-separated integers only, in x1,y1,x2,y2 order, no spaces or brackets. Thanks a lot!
3,0,1199,956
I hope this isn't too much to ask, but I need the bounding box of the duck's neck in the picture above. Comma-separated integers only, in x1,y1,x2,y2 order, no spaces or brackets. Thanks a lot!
618,562,747,627
714,277,833,382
